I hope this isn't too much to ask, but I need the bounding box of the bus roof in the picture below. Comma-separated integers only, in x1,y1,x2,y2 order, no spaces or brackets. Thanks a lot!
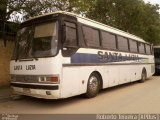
25,11,147,43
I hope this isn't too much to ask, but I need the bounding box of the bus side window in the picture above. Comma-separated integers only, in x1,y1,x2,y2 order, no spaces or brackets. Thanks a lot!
129,39,138,53
138,42,145,54
63,22,77,48
117,36,129,52
101,31,117,50
82,26,100,48
145,44,151,55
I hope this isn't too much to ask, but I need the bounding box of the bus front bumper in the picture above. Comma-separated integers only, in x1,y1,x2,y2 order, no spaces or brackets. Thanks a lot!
11,83,60,99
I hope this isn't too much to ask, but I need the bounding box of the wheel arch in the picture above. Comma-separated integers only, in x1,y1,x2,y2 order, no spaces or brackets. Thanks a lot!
90,71,103,90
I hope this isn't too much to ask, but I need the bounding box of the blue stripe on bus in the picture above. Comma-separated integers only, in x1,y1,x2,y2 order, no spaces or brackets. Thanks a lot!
71,53,146,64
71,53,102,64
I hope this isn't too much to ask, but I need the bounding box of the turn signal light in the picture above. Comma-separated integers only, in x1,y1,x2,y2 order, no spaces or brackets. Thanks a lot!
46,76,59,83
50,77,59,83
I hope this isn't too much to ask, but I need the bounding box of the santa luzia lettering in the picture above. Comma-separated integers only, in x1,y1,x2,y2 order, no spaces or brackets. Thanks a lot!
98,51,139,62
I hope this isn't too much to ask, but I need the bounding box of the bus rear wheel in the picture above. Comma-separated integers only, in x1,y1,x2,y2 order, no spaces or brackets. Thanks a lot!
85,73,100,98
139,69,147,83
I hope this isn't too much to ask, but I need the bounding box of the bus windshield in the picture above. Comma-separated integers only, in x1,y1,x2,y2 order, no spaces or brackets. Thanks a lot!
12,22,58,59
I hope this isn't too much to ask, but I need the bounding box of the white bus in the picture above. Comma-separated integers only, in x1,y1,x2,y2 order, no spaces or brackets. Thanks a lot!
10,11,155,99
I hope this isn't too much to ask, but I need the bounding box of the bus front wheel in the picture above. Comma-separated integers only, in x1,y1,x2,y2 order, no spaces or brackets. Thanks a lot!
85,73,100,98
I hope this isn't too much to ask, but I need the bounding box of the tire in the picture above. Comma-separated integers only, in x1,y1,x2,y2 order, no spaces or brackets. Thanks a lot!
85,73,100,98
139,69,147,83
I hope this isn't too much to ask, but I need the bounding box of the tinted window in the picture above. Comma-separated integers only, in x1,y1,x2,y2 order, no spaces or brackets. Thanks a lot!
82,26,100,47
145,44,151,54
101,31,117,49
129,39,138,53
154,48,160,58
138,42,145,54
117,36,129,51
34,22,56,38
64,22,77,47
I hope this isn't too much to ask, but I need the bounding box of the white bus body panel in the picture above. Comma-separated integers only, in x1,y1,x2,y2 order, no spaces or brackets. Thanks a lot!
10,47,154,99
60,48,154,98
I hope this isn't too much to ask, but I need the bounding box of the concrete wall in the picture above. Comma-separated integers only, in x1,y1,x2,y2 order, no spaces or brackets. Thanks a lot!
0,40,14,87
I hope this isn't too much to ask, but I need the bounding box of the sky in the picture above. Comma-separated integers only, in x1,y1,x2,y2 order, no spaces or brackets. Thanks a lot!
144,0,160,5
144,0,160,13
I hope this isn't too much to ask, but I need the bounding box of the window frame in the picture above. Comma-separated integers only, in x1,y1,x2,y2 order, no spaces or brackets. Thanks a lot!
138,42,145,54
101,30,118,50
82,25,101,48
117,35,129,52
129,39,138,53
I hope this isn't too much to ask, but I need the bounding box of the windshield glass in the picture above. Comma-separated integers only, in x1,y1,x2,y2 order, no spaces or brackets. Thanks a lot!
12,22,58,60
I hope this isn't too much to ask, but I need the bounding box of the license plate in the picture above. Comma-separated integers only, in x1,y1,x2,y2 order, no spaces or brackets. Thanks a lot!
23,88,31,93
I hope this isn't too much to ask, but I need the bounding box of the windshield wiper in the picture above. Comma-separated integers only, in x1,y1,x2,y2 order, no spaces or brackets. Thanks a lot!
18,57,38,62
19,58,34,62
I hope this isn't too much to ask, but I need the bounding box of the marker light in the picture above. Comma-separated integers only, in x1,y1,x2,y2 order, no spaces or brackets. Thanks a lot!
46,76,59,83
